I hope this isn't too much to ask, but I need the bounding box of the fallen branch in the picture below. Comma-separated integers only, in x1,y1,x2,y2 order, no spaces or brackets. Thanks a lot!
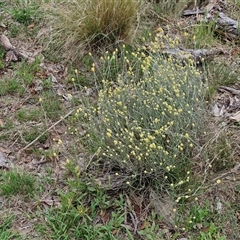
182,9,205,16
183,2,240,40
162,47,223,63
218,86,240,95
217,12,239,37
17,108,75,158
0,34,34,62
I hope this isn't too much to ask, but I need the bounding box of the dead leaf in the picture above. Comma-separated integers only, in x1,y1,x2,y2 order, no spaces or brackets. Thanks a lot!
229,111,240,122
196,223,203,229
225,176,236,181
27,23,35,29
139,221,151,230
0,22,6,28
236,212,240,221
5,50,19,62
0,34,13,50
0,146,11,154
231,47,239,58
134,204,141,220
205,0,217,11
212,104,220,117
125,194,132,208
150,190,175,227
111,229,118,235
0,152,9,169
201,226,210,233
0,119,4,128
230,163,240,173
15,225,33,235
216,198,223,214
100,209,110,224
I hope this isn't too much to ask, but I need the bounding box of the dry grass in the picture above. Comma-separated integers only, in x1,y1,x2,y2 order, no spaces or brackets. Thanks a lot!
42,0,140,61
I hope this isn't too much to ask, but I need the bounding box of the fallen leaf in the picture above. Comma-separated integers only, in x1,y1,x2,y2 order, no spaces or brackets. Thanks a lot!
0,152,9,168
231,47,239,58
0,22,6,28
0,118,4,127
229,111,240,122
216,198,223,214
15,225,33,235
201,226,210,233
196,223,203,229
27,23,35,28
0,146,11,154
100,209,110,224
6,50,19,62
236,212,240,221
134,204,141,220
139,221,151,230
150,190,175,226
212,104,220,117
111,229,118,235
0,34,13,50
212,104,225,117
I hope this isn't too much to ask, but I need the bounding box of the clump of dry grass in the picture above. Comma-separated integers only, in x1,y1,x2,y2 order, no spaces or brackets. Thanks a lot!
42,0,140,61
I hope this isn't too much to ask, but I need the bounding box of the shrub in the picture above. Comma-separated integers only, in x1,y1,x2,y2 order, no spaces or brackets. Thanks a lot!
79,29,207,194
42,0,139,61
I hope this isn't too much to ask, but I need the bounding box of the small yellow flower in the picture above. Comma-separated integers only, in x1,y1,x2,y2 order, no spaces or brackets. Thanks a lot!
75,165,80,173
77,107,82,113
39,97,43,102
74,69,78,74
149,143,156,149
71,77,75,82
66,158,71,164
173,208,176,212
216,179,221,184
53,152,57,157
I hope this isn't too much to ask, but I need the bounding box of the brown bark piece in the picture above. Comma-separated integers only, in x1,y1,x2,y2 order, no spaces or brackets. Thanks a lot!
0,34,34,62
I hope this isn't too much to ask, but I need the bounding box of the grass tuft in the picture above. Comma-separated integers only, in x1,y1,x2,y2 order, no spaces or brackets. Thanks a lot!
42,0,140,61
0,170,36,196
0,216,20,240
